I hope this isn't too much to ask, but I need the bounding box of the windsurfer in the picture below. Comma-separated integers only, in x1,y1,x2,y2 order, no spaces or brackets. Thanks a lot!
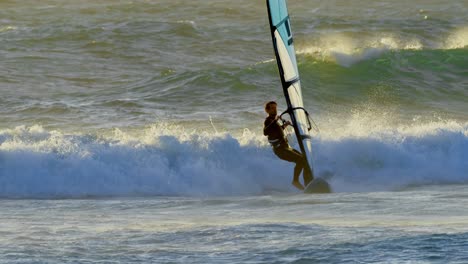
263,101,313,190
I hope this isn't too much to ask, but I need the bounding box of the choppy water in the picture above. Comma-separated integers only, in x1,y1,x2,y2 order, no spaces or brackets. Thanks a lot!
2,188,468,263
1,0,467,263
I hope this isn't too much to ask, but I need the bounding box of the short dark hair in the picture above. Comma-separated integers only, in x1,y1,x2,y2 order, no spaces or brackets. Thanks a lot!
264,101,277,111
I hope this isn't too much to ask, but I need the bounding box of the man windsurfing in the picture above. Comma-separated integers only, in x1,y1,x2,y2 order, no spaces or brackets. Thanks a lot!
263,101,313,190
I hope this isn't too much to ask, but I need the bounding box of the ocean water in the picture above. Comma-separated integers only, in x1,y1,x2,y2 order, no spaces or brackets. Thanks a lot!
1,0,467,263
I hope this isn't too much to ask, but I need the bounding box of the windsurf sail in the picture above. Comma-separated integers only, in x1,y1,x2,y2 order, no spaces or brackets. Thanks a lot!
266,0,315,183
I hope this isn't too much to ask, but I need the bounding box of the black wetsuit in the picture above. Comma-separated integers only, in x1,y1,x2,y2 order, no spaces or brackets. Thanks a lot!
263,115,312,185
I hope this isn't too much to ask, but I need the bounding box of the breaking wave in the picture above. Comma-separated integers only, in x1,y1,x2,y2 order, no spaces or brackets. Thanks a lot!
1,120,467,198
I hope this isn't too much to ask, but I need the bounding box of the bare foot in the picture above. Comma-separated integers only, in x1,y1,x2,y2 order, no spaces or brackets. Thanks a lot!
292,180,304,190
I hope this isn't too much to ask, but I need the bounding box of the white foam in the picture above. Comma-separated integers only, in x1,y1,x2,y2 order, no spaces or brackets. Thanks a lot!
0,120,467,198
0,124,292,198
315,116,468,193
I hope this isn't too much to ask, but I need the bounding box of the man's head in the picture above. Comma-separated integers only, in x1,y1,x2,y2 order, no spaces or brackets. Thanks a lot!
264,101,277,115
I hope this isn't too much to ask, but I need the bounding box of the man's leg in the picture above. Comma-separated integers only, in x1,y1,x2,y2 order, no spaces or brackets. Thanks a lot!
303,167,313,186
292,149,314,186
274,147,306,190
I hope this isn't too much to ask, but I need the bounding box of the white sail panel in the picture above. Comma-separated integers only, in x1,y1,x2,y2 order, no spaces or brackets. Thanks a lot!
274,30,298,82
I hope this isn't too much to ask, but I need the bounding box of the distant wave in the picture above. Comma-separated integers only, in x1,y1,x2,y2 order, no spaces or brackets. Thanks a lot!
445,26,468,49
1,121,467,198
296,33,421,67
0,26,17,33
296,29,468,67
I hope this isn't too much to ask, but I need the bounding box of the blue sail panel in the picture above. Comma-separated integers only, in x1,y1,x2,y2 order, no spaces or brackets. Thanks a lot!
267,0,299,82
